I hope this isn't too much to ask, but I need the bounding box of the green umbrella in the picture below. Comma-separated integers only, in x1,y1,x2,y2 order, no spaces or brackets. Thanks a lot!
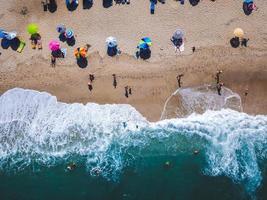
27,23,39,35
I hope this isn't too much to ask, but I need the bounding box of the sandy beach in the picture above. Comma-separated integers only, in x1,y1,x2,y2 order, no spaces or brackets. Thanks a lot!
0,0,267,121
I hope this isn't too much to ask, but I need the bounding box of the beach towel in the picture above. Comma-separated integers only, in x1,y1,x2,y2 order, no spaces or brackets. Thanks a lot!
17,41,26,53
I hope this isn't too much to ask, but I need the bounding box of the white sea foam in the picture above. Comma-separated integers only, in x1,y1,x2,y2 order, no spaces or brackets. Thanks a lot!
0,88,267,193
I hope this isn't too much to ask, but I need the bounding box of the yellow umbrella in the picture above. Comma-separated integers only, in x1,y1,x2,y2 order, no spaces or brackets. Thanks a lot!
234,28,244,38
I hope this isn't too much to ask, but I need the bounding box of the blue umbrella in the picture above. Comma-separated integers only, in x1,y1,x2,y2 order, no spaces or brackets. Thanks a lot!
142,37,152,46
65,28,74,39
0,29,6,39
138,42,149,49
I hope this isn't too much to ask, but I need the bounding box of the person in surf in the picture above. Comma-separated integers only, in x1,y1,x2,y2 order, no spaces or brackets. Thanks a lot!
67,162,77,171
217,82,224,96
215,70,222,84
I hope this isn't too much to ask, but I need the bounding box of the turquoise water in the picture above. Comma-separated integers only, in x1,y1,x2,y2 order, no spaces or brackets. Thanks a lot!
0,88,267,200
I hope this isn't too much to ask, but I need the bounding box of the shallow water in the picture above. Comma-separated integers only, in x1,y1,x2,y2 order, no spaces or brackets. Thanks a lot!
0,88,267,200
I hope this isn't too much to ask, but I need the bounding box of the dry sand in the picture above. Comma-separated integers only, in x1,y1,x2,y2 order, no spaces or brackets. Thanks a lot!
0,0,267,121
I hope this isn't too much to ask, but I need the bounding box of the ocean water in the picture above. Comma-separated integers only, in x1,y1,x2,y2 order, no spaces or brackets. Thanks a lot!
0,88,267,200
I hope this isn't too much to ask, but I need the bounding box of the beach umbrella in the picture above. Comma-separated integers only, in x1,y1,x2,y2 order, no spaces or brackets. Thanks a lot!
65,28,74,39
56,24,66,34
49,40,60,51
74,47,87,59
141,37,152,46
27,23,39,35
172,28,184,40
138,42,149,49
138,37,152,49
106,36,117,48
234,28,244,38
0,29,6,39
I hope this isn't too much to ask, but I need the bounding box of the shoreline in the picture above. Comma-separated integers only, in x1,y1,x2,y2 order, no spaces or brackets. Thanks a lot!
1,46,266,121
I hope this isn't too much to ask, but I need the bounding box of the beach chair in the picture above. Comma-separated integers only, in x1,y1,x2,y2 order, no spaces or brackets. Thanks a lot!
17,41,26,53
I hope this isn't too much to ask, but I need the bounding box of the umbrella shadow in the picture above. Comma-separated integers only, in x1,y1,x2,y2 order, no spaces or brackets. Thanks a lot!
230,37,240,48
66,37,76,46
48,0,57,13
77,57,88,68
243,2,252,16
107,46,118,57
83,0,93,9
51,49,65,58
10,37,20,51
59,33,67,42
1,38,10,49
189,0,200,6
140,48,151,60
1,38,20,51
66,1,79,11
103,0,113,8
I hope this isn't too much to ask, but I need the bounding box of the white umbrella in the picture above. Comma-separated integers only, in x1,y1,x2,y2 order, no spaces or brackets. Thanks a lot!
172,28,184,40
106,36,117,48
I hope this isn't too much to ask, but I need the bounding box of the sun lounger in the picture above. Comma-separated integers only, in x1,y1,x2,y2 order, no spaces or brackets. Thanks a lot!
17,41,26,53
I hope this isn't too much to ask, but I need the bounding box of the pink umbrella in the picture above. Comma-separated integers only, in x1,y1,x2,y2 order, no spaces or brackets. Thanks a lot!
49,40,60,51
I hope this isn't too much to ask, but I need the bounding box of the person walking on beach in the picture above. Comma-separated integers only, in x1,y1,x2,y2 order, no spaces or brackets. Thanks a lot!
112,74,117,88
89,74,95,82
176,74,184,88
129,87,132,95
125,86,129,98
215,70,222,84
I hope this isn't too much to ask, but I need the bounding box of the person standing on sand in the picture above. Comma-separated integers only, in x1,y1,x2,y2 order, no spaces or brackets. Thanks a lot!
112,74,117,88
88,81,93,91
125,86,129,98
176,74,184,88
129,87,132,95
215,70,222,84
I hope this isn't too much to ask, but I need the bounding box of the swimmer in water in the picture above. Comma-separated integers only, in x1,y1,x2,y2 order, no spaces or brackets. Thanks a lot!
67,162,77,171
193,150,199,155
164,161,172,169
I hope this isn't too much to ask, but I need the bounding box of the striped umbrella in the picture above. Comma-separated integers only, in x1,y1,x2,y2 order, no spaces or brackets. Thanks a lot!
65,28,74,39
74,47,87,59
138,37,152,49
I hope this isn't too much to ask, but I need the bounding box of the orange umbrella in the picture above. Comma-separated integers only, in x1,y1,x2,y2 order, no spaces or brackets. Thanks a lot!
74,47,87,58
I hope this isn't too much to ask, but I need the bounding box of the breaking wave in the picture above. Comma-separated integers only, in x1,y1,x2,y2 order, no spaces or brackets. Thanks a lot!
0,88,267,196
